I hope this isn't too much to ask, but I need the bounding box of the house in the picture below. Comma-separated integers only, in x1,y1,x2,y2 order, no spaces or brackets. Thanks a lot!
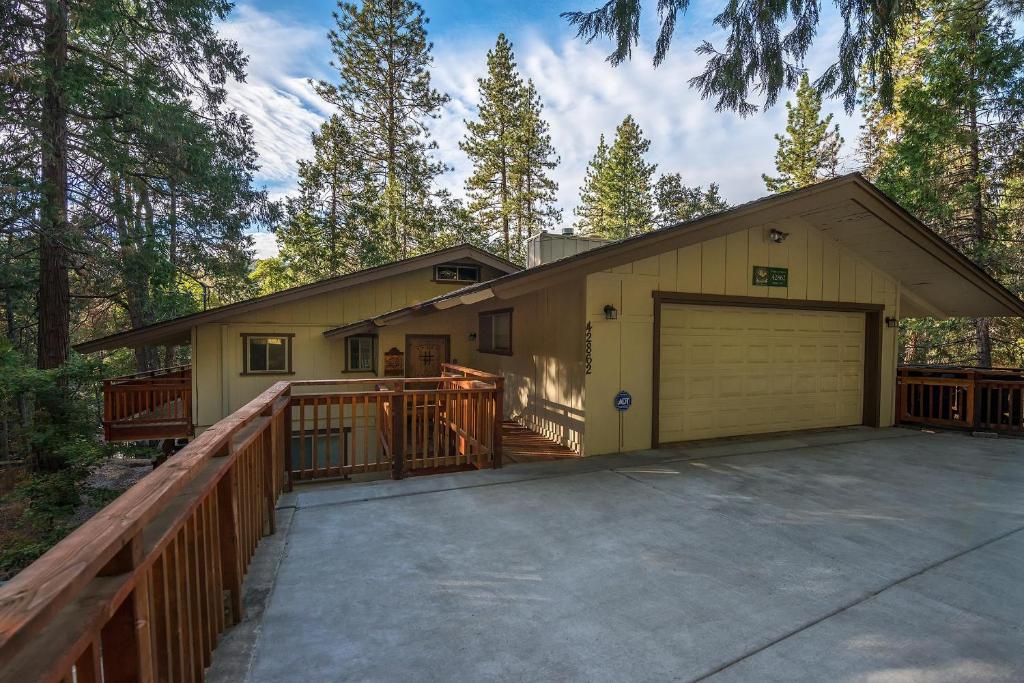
78,174,1024,456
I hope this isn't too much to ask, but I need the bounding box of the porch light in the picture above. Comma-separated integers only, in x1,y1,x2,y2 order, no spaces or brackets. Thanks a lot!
603,305,618,320
885,316,900,328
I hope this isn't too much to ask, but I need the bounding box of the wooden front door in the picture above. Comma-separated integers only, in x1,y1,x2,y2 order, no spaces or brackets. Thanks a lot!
405,335,450,377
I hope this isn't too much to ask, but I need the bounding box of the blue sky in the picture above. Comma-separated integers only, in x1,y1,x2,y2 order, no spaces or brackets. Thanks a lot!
219,1,862,257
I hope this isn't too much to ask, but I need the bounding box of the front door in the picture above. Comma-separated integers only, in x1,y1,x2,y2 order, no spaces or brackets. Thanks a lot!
405,335,450,377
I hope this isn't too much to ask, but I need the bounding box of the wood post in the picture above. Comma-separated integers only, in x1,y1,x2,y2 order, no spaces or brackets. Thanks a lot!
283,389,293,493
98,534,153,683
261,408,276,537
216,463,243,624
492,377,504,469
391,385,405,480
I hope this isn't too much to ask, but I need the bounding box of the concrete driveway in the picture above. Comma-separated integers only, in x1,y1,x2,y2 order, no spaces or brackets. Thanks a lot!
226,428,1024,682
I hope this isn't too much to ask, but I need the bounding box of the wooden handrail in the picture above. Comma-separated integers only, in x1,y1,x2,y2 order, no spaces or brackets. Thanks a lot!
4,366,506,680
0,380,292,681
106,364,192,383
897,365,1024,432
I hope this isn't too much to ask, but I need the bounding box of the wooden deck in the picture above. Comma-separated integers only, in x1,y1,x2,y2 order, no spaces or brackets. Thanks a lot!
501,421,580,463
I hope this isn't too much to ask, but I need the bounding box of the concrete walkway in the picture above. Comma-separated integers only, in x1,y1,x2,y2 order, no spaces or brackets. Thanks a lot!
214,427,1024,682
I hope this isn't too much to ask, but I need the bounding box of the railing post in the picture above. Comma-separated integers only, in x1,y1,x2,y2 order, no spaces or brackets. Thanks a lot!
968,371,980,429
98,533,154,683
391,383,405,480
492,377,503,469
261,406,277,536
103,379,112,441
284,390,294,492
216,457,244,624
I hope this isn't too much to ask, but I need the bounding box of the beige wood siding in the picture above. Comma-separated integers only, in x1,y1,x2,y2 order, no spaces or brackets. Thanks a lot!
658,305,865,442
190,264,498,429
470,278,586,452
584,220,900,456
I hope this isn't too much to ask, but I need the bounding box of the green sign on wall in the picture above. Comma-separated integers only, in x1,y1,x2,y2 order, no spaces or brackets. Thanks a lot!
752,266,789,287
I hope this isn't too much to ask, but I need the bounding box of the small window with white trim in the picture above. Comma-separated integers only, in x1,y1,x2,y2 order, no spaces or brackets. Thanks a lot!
345,335,377,372
242,334,293,374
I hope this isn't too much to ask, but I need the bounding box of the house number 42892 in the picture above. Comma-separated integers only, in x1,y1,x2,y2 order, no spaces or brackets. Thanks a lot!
585,321,593,375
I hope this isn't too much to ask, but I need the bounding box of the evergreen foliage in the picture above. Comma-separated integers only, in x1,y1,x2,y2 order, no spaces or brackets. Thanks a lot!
314,0,450,264
562,0,937,114
654,175,730,227
861,0,1024,367
763,75,844,193
461,35,560,264
574,116,657,239
277,116,374,283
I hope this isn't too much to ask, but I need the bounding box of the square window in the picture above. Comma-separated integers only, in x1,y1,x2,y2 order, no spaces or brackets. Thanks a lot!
478,309,512,354
346,335,376,372
243,334,292,374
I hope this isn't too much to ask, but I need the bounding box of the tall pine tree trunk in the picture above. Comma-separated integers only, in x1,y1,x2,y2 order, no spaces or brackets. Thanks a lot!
967,23,992,368
37,0,70,370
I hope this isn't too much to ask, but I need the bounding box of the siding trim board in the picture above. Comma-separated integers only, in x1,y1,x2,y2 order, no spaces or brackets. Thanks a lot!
650,291,884,448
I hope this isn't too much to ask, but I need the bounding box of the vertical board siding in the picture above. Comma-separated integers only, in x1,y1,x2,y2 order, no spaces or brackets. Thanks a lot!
584,222,900,456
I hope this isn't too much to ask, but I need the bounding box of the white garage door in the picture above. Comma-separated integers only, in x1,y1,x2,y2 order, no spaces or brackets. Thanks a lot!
658,304,865,443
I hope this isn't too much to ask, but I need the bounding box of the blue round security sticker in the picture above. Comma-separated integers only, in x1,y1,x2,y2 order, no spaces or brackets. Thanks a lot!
614,391,632,412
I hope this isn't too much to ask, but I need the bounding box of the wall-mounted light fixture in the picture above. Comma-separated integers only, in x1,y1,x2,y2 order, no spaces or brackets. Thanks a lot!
603,305,618,320
768,228,790,244
885,316,899,328
468,332,477,341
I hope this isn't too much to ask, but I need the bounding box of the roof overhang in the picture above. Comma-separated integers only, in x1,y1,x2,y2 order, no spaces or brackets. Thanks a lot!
75,245,518,353
321,175,1024,338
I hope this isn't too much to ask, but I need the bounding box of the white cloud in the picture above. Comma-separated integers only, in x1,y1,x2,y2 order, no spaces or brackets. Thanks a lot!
221,3,864,244
218,5,334,195
430,27,863,218
250,230,280,259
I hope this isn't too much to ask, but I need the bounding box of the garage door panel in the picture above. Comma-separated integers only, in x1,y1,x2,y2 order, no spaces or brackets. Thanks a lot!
659,304,865,443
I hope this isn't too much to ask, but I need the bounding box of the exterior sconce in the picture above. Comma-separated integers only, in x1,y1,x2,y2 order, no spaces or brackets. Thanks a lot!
603,305,618,320
468,332,477,340
768,228,789,244
885,316,899,328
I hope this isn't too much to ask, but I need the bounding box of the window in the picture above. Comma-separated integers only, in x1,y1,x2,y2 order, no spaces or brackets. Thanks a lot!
242,334,293,374
478,309,512,355
434,263,481,283
346,335,377,372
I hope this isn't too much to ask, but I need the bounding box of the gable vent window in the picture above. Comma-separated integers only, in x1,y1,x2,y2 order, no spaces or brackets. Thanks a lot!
243,334,293,374
478,309,512,355
435,264,481,283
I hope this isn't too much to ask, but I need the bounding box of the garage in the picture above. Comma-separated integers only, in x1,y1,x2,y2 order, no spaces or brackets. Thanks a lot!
655,296,882,444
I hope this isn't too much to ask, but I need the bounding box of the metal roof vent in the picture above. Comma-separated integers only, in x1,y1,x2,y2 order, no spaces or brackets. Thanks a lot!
561,227,574,236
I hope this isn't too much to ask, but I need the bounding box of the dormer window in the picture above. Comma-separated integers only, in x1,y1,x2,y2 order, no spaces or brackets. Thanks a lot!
434,263,481,283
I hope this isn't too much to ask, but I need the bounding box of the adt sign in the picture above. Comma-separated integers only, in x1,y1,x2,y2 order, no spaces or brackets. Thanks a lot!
614,390,632,412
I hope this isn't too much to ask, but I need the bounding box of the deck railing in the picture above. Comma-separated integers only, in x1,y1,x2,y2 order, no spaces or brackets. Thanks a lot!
287,364,504,481
0,381,292,682
103,365,193,441
897,366,1024,433
0,366,504,681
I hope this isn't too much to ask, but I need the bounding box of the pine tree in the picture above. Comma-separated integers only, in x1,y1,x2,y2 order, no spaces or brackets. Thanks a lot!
575,116,656,239
4,0,261,370
277,116,373,283
461,34,524,261
316,0,449,264
461,37,560,264
654,175,730,228
763,75,844,193
574,135,610,234
509,79,561,260
863,0,1024,367
561,0,981,114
